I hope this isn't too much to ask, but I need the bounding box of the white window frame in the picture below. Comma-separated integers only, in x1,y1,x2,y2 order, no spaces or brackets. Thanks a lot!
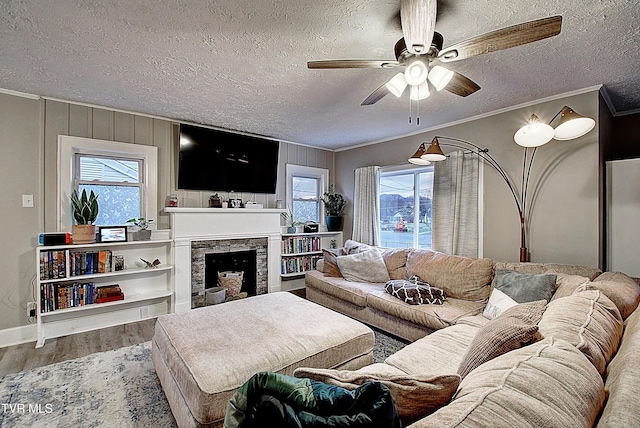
57,135,158,232
285,164,329,225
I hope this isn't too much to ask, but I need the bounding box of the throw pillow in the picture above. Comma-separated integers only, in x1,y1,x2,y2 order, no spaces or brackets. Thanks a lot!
293,365,461,425
344,239,371,254
458,301,545,378
336,248,390,283
482,288,518,319
385,278,445,305
321,248,345,277
493,269,557,303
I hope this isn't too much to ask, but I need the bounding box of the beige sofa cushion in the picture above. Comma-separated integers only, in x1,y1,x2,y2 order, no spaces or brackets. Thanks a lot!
305,270,383,307
381,248,411,280
494,261,602,280
294,364,460,425
590,271,640,319
598,305,640,427
386,324,479,377
413,338,606,428
550,273,590,301
405,250,494,302
458,301,546,378
367,289,485,330
538,288,623,374
336,248,390,283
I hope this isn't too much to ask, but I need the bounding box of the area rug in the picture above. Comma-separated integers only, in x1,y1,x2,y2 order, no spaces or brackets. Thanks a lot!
0,330,407,427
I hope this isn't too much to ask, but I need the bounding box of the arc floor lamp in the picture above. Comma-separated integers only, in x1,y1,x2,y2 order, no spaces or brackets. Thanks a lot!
408,105,595,262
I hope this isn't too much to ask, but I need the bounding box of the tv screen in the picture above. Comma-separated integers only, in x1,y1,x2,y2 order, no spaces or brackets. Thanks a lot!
178,124,279,194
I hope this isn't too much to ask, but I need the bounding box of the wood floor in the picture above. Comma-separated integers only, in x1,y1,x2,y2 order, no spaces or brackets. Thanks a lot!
0,318,156,377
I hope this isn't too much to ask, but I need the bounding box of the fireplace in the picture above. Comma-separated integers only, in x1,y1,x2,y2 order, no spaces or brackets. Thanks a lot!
191,237,268,308
205,250,257,296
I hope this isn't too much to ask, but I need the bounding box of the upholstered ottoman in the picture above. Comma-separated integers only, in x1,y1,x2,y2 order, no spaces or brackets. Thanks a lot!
152,292,374,428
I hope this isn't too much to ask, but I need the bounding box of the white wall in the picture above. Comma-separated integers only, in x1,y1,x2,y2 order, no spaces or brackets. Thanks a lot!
335,91,600,267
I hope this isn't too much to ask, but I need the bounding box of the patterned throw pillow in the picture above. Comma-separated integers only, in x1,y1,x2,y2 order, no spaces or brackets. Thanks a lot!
385,277,446,305
322,248,345,277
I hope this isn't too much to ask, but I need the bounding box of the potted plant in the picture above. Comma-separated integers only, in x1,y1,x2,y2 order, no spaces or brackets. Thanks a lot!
321,184,346,231
127,217,154,240
281,208,303,234
70,189,99,244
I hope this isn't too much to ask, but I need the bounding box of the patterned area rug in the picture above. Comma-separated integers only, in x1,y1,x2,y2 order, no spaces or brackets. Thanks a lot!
0,331,407,427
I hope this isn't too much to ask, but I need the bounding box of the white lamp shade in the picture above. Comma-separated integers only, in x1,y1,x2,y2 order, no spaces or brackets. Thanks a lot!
554,117,596,140
514,122,554,147
410,81,430,100
385,73,408,97
428,65,454,91
404,60,428,85
408,157,431,165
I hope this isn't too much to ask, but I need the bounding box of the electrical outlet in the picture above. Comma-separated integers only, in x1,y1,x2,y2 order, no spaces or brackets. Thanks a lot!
27,302,37,318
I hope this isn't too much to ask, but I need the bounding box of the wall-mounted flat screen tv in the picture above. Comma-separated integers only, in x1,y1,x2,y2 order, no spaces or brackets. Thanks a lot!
178,124,279,194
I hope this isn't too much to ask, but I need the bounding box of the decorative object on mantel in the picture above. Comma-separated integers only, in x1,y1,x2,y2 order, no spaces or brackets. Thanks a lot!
127,218,153,241
281,208,304,234
209,193,222,208
411,119,593,261
322,184,347,232
70,189,99,244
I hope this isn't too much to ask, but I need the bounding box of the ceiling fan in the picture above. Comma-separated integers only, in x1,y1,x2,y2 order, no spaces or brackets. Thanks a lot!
308,0,562,110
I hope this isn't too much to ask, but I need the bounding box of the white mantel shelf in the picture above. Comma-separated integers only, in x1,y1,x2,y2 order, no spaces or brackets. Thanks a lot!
164,208,286,214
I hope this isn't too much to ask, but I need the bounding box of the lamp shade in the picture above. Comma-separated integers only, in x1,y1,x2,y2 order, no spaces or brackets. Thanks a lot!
408,143,431,165
427,65,454,91
410,81,430,100
514,114,554,147
553,106,595,140
421,137,446,161
385,73,408,97
404,60,428,85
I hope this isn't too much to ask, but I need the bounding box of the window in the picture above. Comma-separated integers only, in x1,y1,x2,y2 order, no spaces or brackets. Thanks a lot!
75,154,143,226
57,136,158,232
379,165,433,249
286,165,329,224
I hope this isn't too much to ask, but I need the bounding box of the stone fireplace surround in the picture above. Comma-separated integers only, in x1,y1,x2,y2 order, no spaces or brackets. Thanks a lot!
165,207,284,314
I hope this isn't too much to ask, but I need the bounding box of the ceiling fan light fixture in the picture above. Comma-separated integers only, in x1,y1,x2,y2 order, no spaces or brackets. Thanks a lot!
421,137,447,161
514,114,554,147
410,81,430,100
385,73,408,97
404,60,428,85
553,106,596,140
408,143,431,165
428,65,454,91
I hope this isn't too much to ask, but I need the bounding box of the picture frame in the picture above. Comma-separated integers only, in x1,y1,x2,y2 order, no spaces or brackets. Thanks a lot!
99,226,128,243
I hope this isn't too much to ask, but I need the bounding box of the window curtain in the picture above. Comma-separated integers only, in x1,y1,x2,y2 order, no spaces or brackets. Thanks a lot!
352,166,381,246
432,151,479,257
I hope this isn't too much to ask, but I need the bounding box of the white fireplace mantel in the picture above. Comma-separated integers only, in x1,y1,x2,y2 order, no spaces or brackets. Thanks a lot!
165,207,285,313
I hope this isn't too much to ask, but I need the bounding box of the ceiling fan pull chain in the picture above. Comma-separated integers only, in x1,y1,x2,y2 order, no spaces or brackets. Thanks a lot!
409,97,412,124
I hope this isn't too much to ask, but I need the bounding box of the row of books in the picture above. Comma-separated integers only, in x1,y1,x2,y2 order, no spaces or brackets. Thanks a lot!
281,255,322,275
40,283,124,313
281,236,321,255
39,250,121,280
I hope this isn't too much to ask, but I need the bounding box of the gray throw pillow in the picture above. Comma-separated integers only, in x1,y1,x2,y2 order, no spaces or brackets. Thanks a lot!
336,248,390,283
494,269,557,303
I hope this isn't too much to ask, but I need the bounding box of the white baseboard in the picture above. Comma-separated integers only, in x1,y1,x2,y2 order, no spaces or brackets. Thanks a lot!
0,324,37,348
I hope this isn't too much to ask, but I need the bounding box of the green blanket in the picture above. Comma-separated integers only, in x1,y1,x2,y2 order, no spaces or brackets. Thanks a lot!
224,371,401,428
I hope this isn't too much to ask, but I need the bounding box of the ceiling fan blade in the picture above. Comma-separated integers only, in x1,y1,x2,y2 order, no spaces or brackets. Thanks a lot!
445,72,480,97
307,60,399,69
361,83,391,106
438,15,562,62
400,0,437,55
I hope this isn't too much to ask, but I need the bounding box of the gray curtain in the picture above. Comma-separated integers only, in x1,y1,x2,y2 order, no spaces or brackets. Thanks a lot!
432,151,479,257
352,166,381,246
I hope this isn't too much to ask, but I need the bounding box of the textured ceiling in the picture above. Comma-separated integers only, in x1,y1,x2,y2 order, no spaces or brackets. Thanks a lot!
1,0,638,149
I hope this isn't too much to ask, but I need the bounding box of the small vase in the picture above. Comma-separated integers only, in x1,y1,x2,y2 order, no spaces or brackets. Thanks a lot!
72,224,97,244
138,229,152,241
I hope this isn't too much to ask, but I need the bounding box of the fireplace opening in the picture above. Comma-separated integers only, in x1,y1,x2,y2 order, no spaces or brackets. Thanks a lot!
205,250,257,297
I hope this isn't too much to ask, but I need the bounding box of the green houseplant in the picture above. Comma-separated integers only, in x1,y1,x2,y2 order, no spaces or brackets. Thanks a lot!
281,208,304,234
70,189,99,244
321,184,346,231
127,217,154,241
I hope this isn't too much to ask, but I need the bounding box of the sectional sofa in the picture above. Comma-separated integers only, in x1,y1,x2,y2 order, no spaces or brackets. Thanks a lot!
302,240,640,427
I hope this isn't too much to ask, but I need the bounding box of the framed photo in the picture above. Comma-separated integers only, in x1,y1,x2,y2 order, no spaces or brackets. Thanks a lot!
99,226,128,243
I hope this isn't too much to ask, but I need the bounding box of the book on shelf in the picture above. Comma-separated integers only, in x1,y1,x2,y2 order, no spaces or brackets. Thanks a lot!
39,250,67,280
96,284,124,304
281,236,321,254
69,250,114,276
280,254,322,275
40,282,98,313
